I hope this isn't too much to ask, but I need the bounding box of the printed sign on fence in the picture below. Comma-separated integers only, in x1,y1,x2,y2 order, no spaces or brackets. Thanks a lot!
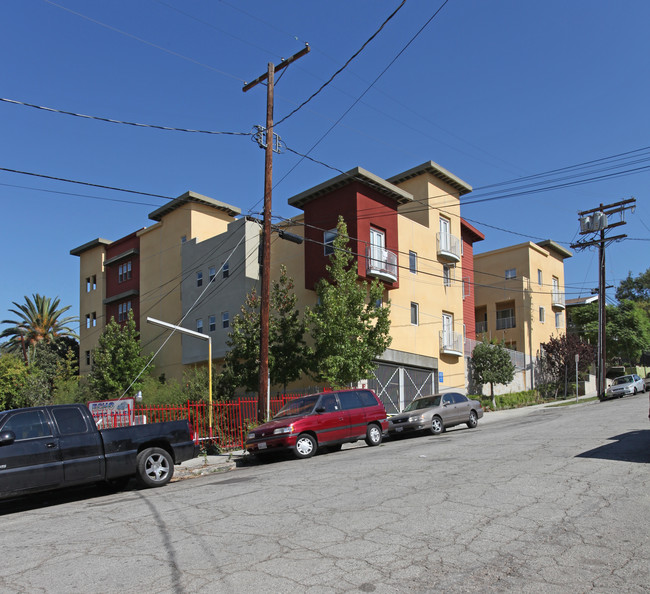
88,398,134,427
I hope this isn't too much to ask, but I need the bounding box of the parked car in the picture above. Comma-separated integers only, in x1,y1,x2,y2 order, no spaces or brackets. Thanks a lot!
604,374,645,399
388,392,483,436
0,403,198,500
246,389,388,459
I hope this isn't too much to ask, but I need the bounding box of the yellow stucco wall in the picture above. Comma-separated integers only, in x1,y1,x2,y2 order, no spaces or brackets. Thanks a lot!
77,245,106,375
474,242,568,361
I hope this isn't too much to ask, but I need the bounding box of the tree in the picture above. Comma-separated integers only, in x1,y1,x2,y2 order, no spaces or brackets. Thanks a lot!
1,294,77,358
218,266,308,395
90,310,152,399
471,340,515,409
0,353,29,410
307,217,392,387
540,334,596,396
569,300,650,365
615,268,650,303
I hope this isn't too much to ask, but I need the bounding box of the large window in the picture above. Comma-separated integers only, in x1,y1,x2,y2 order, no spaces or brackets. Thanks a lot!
505,268,516,280
222,263,230,279
209,266,216,282
196,319,203,334
196,271,203,287
209,315,216,332
555,312,563,328
496,308,516,330
118,301,131,322
222,312,230,329
443,265,452,287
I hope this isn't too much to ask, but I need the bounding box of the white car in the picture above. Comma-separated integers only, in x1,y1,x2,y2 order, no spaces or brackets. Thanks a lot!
604,374,645,399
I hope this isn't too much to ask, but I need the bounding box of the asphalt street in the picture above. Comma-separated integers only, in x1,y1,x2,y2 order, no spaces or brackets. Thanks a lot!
2,394,649,593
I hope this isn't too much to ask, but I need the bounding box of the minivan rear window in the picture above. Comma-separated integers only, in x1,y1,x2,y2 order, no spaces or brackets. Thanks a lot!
338,391,363,410
358,390,378,407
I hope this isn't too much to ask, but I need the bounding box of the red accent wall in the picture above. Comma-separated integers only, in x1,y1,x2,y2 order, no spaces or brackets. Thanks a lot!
461,220,484,340
302,181,399,290
104,231,140,328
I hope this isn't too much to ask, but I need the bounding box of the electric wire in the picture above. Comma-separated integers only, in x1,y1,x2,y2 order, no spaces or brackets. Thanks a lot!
0,98,251,136
274,0,407,127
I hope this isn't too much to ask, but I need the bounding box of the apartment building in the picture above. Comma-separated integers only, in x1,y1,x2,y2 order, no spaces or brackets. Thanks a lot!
71,191,241,380
460,219,486,341
473,240,572,386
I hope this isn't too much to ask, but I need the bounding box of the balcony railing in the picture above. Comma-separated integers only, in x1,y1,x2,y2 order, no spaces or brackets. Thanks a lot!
475,321,488,334
439,330,463,356
436,232,461,262
496,315,516,330
552,290,565,309
365,246,398,283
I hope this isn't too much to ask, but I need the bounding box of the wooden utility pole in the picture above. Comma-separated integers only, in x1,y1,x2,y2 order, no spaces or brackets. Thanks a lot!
243,44,310,422
571,198,636,399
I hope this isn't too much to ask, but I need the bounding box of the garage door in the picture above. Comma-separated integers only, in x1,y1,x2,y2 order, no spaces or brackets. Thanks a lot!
368,363,436,415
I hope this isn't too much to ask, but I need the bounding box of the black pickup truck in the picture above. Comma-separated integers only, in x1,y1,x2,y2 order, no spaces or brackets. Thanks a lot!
0,403,198,499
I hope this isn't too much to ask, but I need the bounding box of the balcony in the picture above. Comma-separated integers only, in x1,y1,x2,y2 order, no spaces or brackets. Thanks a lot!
440,330,464,357
552,290,565,310
365,246,398,283
475,321,488,334
436,232,461,263
496,315,516,330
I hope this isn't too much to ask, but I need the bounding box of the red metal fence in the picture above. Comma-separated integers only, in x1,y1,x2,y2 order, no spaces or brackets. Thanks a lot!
91,396,301,450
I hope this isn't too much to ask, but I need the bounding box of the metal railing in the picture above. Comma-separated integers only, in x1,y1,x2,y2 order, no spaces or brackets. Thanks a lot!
475,320,487,334
496,315,516,330
439,330,464,355
552,290,565,309
436,232,461,261
365,246,398,281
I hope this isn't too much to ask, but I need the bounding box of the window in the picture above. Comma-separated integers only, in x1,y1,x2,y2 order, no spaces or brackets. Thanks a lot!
52,407,89,435
324,229,337,256
3,410,52,440
181,235,187,244
411,302,419,326
222,312,230,329
85,350,91,366
538,269,543,285
443,265,452,287
442,313,454,346
86,277,91,292
496,308,516,330
118,301,131,322
118,261,132,283
555,312,563,328
86,314,91,329
539,306,545,323
222,263,229,279
505,268,516,280
209,266,216,282
196,319,203,334
409,251,417,274
209,315,216,332
92,312,97,327
462,276,471,299
358,390,378,407
338,391,363,410
375,297,382,308
196,271,203,287
369,228,386,269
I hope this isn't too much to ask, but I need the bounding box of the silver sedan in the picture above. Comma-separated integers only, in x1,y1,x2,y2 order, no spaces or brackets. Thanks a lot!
604,374,645,399
388,392,483,436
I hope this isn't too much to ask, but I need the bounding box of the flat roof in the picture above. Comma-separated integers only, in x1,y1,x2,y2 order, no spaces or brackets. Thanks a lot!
387,160,473,196
70,237,112,257
148,190,240,222
287,167,413,210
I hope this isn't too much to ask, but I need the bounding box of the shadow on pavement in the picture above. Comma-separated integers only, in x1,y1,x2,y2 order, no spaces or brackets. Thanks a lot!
576,429,650,464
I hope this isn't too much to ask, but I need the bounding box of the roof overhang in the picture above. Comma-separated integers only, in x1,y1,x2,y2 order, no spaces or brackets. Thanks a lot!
387,160,473,196
287,167,413,210
148,191,240,222
70,238,112,257
537,239,573,259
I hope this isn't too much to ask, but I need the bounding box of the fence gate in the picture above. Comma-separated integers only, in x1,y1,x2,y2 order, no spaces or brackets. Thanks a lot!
368,363,436,414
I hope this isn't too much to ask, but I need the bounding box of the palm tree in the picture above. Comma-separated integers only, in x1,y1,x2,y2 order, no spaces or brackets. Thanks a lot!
0,294,78,359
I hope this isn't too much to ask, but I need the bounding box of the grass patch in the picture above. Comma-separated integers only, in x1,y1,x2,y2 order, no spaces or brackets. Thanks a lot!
546,396,599,407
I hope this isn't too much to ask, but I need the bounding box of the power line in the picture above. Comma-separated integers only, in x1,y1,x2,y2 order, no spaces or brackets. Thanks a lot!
0,98,251,136
274,0,407,127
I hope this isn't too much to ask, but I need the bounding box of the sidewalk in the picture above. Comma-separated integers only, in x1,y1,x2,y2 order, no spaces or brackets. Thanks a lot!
172,393,599,480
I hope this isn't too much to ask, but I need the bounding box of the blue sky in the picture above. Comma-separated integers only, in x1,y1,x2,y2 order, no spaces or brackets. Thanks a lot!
1,0,649,329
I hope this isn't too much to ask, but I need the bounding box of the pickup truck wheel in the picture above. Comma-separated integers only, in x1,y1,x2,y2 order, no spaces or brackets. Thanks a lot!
136,447,174,488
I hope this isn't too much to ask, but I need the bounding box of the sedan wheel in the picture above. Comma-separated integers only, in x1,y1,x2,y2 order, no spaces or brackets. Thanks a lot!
430,416,444,435
466,410,478,429
294,433,317,459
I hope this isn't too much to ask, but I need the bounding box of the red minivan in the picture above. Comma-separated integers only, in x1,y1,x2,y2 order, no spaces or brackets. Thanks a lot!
245,389,388,459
